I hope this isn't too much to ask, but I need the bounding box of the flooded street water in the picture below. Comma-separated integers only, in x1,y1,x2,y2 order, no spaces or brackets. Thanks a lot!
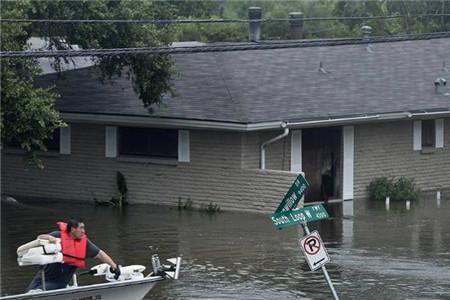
2,195,450,299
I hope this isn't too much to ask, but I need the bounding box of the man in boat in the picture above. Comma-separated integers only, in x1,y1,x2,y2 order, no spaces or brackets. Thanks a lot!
26,218,120,291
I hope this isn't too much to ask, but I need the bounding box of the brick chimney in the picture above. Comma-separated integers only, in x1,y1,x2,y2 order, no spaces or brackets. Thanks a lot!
248,7,262,42
288,12,304,39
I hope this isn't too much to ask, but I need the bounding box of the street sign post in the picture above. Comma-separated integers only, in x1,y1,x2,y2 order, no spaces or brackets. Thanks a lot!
270,174,339,300
299,230,330,271
274,173,309,213
271,204,329,229
300,224,339,300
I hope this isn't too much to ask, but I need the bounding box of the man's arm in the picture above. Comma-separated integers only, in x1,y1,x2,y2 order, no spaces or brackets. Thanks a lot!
37,234,58,243
95,250,118,270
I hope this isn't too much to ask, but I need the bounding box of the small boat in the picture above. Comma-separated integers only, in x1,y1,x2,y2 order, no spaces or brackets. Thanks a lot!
1,239,181,300
0,277,163,300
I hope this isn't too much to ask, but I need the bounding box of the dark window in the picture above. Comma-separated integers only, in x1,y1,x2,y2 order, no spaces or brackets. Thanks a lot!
6,129,60,152
118,127,178,158
45,129,60,151
422,120,435,148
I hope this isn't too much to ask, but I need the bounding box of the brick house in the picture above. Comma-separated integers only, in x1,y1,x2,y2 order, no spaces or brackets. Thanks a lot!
2,37,449,213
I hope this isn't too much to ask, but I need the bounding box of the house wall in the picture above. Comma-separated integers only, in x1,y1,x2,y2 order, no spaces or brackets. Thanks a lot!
241,131,291,171
1,124,297,213
354,118,450,199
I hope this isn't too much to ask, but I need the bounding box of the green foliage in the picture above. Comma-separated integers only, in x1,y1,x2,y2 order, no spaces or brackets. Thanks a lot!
391,177,420,202
176,197,221,214
368,176,420,202
334,0,450,36
115,171,128,207
368,177,394,201
174,0,450,42
178,197,193,211
27,0,178,111
1,66,65,168
202,202,221,215
93,197,111,206
1,0,178,168
92,171,128,207
1,1,65,168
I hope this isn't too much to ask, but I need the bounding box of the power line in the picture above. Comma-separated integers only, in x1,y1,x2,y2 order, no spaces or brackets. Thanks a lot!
0,18,248,24
275,14,450,22
1,14,449,24
1,32,449,59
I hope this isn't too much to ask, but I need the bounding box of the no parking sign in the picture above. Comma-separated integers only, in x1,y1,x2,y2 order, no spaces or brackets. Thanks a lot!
300,230,330,271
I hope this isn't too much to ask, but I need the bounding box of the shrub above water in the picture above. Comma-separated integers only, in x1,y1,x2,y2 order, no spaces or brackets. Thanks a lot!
368,176,419,202
391,177,420,202
368,177,393,201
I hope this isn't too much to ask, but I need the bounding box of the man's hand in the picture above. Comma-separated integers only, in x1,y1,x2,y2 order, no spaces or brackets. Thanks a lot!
95,250,119,278
48,236,58,243
110,266,121,280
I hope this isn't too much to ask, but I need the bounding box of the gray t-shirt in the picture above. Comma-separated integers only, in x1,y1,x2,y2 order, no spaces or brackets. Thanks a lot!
38,231,100,285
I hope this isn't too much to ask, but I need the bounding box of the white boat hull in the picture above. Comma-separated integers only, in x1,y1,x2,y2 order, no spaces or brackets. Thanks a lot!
0,276,163,300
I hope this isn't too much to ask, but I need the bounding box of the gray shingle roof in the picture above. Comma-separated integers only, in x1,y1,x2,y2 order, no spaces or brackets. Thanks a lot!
47,38,450,124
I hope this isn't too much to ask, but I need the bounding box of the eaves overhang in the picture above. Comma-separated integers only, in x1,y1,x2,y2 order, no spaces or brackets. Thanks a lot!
60,112,282,131
61,109,450,132
285,109,450,129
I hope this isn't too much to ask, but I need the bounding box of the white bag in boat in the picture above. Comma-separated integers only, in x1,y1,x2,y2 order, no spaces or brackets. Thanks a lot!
19,252,63,266
17,239,63,266
21,243,61,256
17,239,61,257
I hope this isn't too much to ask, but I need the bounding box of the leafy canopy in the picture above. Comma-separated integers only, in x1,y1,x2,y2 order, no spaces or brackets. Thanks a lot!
1,0,178,167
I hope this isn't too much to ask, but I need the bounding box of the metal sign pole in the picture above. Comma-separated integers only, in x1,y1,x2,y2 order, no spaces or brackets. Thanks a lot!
301,223,339,300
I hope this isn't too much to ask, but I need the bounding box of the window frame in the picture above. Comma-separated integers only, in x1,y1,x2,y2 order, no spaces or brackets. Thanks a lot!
421,119,435,148
117,126,179,159
45,128,61,152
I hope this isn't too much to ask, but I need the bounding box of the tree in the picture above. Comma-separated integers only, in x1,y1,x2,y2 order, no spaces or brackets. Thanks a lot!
1,0,178,167
333,0,450,36
1,0,63,167
174,0,449,42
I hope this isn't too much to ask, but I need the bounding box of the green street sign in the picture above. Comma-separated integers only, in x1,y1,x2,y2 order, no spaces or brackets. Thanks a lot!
271,204,329,229
274,174,309,213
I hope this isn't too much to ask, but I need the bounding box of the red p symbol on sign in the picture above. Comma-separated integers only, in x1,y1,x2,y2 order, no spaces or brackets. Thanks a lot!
303,236,321,255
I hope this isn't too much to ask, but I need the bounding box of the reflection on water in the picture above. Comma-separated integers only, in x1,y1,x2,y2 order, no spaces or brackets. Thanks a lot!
2,194,450,299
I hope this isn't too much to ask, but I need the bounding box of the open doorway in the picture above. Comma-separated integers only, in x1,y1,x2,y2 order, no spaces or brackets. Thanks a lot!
302,127,342,203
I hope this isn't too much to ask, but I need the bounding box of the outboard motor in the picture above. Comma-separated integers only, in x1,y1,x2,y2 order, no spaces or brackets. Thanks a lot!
151,254,181,279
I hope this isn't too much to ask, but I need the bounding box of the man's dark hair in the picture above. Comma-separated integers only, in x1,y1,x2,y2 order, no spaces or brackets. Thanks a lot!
66,218,83,232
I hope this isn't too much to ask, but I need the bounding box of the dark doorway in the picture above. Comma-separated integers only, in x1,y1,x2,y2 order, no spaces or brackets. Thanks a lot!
302,127,341,203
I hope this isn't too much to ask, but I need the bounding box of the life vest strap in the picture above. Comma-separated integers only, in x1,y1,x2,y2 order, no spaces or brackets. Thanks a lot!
63,252,85,260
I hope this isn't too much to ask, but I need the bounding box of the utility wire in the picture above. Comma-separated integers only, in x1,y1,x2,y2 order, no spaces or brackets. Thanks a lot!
287,14,450,22
1,14,450,24
0,18,248,24
1,32,449,59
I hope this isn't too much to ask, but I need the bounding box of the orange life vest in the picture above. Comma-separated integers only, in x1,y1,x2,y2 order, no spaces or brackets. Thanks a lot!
56,222,87,268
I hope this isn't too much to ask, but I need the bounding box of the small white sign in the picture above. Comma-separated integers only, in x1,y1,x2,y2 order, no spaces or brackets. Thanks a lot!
300,230,330,271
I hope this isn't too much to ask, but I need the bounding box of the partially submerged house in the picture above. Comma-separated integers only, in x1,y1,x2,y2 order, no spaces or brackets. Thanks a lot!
2,33,449,213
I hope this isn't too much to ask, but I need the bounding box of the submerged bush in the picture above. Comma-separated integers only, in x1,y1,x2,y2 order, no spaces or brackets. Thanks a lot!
202,202,221,215
178,197,193,211
368,177,393,201
368,176,419,202
391,177,420,202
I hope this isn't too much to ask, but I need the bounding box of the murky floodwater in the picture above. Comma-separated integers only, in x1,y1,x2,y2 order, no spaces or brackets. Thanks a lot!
2,194,450,299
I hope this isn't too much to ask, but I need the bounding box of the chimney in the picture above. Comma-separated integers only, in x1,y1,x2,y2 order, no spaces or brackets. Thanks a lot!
248,7,262,42
288,12,304,39
361,25,372,41
434,78,447,95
